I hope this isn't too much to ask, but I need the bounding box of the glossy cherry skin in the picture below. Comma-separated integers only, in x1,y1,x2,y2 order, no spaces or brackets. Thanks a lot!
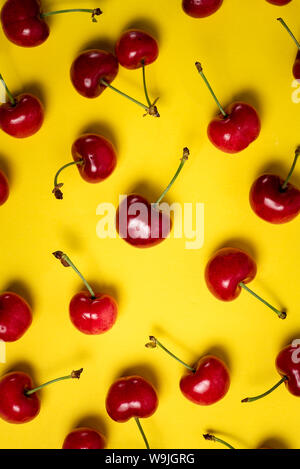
0,93,44,138
266,0,292,5
180,356,230,405
72,134,117,183
276,344,300,397
63,427,106,449
115,30,159,70
205,248,257,301
116,194,172,248
70,50,119,99
208,102,261,154
182,0,223,18
292,51,300,81
0,170,9,205
0,292,32,342
250,174,300,224
69,291,118,335
0,372,40,424
1,0,49,47
106,376,158,423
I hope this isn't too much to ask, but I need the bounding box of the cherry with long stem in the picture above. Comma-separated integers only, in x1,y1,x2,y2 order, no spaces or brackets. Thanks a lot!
26,369,83,396
239,283,286,319
195,62,228,118
41,8,102,23
52,160,84,200
0,74,15,106
135,417,150,449
281,147,300,191
146,336,195,372
241,376,288,403
100,79,159,117
277,18,300,50
154,147,190,206
203,433,235,450
52,251,96,299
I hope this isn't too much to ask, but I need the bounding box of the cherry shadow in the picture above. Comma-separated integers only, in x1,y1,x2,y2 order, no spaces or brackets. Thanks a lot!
151,325,198,360
59,228,85,251
280,331,300,349
212,238,258,262
121,18,160,42
257,436,289,450
4,280,35,310
74,414,108,438
77,37,115,55
115,363,160,392
229,89,262,117
0,154,12,183
78,121,119,153
255,158,300,187
204,346,232,373
17,82,47,107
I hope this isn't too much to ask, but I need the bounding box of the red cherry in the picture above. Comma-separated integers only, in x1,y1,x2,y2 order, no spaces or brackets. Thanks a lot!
0,368,82,424
116,148,189,248
69,292,118,335
63,427,106,449
266,0,292,5
53,134,117,199
195,63,260,153
182,0,223,18
180,356,230,405
53,251,118,335
70,50,119,99
146,337,230,406
242,343,300,403
106,376,158,449
1,0,102,48
205,247,286,319
0,372,40,424
0,74,44,138
0,169,9,205
0,292,32,342
115,30,158,70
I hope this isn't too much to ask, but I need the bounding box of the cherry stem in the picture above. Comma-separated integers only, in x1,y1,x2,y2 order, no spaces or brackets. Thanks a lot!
0,74,15,106
100,79,159,117
241,376,288,403
154,148,190,206
52,251,96,299
41,8,102,23
195,62,227,118
239,283,286,319
203,434,235,450
135,417,150,450
282,147,300,190
25,368,83,396
53,160,84,199
145,336,195,372
142,60,152,107
277,18,300,51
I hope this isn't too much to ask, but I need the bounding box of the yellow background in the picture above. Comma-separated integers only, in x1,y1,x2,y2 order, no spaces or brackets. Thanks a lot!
0,0,300,450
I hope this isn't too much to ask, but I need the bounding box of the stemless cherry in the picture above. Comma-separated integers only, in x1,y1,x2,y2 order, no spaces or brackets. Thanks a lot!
182,0,223,18
52,134,117,199
267,1,292,5
63,427,106,449
53,251,117,335
0,292,32,342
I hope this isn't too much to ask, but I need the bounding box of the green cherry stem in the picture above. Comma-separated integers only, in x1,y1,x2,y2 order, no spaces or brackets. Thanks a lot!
239,283,286,319
26,369,83,396
41,8,102,23
203,434,235,450
0,74,16,106
52,251,96,299
277,18,300,51
195,62,227,118
142,60,152,107
52,160,84,200
135,417,150,450
100,79,160,117
146,336,195,372
241,376,288,403
282,147,300,190
154,147,190,206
